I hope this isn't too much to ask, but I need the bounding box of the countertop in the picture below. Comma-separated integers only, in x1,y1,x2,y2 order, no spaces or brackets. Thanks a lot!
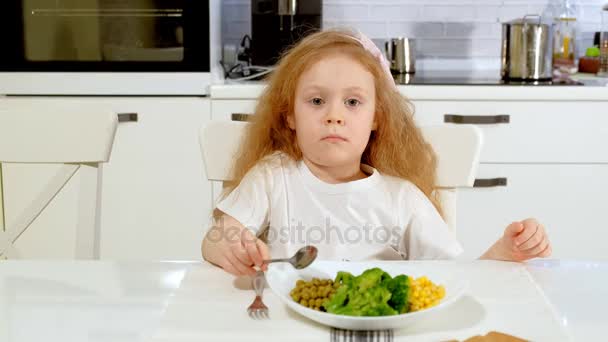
210,73,608,101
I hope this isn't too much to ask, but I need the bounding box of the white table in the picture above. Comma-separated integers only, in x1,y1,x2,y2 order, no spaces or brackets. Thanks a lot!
0,259,605,342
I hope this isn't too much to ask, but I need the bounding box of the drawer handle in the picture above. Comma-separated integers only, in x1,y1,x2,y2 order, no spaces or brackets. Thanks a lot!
232,113,253,122
117,113,138,123
473,178,508,188
444,114,510,124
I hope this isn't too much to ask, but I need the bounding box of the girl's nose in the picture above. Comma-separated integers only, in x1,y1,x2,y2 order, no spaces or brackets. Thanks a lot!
325,117,344,125
324,107,345,125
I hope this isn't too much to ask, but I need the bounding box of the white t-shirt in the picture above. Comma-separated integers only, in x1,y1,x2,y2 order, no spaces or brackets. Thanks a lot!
216,152,463,261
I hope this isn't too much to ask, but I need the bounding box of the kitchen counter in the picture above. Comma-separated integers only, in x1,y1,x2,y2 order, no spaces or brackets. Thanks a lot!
211,72,608,101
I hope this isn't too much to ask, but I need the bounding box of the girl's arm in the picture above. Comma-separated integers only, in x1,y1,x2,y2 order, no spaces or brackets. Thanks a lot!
479,218,552,261
202,213,270,276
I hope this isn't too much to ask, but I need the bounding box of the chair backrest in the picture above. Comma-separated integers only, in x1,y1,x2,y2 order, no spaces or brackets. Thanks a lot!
0,104,118,259
419,125,483,229
200,121,482,230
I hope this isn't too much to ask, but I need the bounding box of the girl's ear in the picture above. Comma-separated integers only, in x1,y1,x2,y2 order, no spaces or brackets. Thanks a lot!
287,114,296,129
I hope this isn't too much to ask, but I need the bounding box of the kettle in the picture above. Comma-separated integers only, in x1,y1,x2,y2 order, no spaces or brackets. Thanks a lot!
501,15,553,81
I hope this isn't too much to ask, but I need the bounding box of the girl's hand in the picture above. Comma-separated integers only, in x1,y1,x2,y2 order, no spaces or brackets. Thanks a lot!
202,214,270,276
481,218,552,262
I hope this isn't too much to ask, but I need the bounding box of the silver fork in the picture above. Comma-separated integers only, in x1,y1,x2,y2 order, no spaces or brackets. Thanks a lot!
247,270,269,319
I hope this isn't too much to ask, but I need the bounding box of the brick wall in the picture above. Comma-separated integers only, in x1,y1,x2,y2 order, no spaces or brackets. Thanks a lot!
222,0,605,70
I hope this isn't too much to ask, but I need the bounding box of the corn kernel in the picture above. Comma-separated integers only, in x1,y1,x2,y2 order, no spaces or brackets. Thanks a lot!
407,276,446,312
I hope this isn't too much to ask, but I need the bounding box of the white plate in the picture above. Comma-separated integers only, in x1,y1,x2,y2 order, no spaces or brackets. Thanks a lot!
266,260,468,331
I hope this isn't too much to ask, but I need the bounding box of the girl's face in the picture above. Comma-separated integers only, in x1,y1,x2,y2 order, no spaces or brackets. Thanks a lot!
288,53,377,168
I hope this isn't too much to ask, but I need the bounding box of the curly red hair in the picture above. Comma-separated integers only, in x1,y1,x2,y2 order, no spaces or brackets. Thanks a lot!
215,28,442,219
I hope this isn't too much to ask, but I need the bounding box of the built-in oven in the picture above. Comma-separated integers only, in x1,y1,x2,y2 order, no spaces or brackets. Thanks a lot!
0,0,220,95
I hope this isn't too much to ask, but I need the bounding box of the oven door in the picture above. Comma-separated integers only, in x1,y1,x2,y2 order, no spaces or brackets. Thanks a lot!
0,0,215,95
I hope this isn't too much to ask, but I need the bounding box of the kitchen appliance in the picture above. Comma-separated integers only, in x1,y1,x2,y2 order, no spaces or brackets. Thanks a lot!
385,38,416,74
0,0,221,95
501,15,553,82
251,0,322,66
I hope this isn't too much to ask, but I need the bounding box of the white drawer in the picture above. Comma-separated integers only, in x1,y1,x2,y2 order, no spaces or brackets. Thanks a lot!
211,99,608,163
211,99,257,121
411,101,608,163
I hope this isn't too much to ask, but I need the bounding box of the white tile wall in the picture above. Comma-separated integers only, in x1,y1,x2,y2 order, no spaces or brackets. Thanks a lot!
222,0,606,70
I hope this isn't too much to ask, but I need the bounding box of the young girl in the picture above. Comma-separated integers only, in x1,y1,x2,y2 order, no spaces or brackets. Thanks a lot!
202,29,552,276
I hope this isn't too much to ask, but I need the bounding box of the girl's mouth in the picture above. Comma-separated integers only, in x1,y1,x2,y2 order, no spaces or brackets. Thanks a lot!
322,134,348,142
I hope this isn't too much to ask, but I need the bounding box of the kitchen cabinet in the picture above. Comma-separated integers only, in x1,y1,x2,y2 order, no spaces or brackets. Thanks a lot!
456,164,608,260
409,100,608,259
210,85,608,259
0,97,212,260
410,101,608,163
96,97,212,260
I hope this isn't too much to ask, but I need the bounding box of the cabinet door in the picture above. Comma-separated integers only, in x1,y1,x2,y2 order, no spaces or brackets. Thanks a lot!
456,164,608,260
97,97,212,260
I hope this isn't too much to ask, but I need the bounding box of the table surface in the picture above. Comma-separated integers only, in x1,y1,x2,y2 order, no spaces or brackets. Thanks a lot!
0,259,606,342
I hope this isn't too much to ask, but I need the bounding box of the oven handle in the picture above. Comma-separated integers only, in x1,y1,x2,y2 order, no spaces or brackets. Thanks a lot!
31,8,183,17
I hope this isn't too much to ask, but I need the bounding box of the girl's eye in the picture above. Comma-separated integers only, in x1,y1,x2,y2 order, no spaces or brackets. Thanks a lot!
345,98,361,107
311,97,324,106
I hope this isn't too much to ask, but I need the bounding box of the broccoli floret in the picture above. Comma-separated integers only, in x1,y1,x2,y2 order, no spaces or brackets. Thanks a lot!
386,274,411,314
380,271,392,285
323,268,411,317
323,284,349,313
328,286,396,316
354,268,388,292
334,271,354,286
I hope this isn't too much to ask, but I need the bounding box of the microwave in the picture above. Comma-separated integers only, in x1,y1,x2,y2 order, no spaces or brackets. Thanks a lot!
0,0,221,95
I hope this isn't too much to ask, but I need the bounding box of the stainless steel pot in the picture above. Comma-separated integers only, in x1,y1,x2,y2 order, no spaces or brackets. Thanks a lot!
501,15,553,81
385,37,415,74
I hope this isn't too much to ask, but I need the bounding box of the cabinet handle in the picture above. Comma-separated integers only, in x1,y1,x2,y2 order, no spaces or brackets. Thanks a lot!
231,113,252,122
473,178,508,187
117,113,138,123
444,114,510,124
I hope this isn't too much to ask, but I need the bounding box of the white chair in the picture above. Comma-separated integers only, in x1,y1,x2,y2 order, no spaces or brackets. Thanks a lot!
200,121,482,231
0,104,118,259
420,125,483,230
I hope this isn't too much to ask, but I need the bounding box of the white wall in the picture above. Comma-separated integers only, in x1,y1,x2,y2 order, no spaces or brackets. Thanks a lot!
222,0,605,70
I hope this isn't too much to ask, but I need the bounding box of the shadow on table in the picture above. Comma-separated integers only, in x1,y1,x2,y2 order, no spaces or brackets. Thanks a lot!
398,295,485,335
